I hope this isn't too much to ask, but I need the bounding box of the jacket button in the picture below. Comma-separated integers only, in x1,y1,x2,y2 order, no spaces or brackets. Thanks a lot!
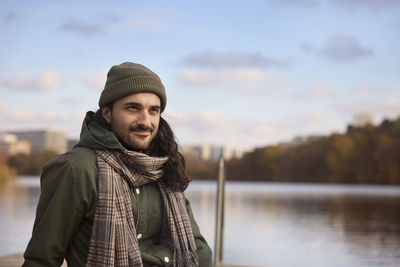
164,256,169,263
135,188,140,194
137,233,142,240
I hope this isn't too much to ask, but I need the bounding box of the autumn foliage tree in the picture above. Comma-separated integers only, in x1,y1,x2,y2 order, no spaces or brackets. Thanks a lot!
190,117,400,185
7,150,59,175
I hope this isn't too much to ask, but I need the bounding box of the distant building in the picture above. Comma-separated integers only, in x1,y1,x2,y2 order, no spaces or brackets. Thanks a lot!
352,113,374,127
182,145,247,162
282,135,323,147
11,130,67,154
0,133,31,156
210,146,223,161
221,145,247,160
182,146,209,161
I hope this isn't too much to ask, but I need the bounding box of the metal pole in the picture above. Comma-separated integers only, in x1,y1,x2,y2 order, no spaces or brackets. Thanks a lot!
214,156,225,266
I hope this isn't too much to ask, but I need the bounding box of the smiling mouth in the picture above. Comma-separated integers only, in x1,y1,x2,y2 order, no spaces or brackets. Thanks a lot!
131,130,151,137
130,125,153,137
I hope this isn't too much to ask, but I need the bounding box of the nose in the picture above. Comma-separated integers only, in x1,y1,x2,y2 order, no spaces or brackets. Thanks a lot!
137,111,151,128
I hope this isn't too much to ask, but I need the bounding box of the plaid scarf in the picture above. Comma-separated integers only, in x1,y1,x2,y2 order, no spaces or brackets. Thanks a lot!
86,149,199,267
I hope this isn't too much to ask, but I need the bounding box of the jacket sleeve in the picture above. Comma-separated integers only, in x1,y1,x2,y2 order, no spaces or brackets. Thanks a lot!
185,197,213,267
23,155,86,267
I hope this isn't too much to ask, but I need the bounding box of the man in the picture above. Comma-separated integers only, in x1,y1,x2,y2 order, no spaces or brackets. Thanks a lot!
23,62,212,266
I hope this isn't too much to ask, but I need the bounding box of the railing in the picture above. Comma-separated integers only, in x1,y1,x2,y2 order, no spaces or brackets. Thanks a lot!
214,156,225,266
214,157,261,267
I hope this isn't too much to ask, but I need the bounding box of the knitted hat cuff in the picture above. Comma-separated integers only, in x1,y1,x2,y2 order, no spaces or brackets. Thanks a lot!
99,76,166,111
98,62,167,112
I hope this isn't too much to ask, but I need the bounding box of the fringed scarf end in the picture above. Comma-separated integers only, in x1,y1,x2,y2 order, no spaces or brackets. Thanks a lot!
175,250,199,267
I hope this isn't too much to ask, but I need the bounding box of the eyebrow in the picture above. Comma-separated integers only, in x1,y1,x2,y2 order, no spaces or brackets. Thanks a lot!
123,102,161,109
123,102,141,107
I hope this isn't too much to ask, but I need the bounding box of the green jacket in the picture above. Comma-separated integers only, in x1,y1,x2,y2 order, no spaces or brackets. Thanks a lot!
23,112,212,267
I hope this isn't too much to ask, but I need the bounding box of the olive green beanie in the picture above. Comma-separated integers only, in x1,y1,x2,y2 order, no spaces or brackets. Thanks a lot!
98,62,167,112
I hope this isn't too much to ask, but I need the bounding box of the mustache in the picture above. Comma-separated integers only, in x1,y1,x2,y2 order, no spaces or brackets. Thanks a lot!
130,125,154,133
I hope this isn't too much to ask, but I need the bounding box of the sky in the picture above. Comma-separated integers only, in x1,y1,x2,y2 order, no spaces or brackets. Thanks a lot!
1,0,399,149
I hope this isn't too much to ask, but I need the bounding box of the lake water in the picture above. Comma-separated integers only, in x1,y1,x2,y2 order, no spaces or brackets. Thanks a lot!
1,177,400,267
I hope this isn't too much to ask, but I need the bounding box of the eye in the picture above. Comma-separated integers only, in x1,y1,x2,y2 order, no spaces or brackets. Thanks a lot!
149,107,160,114
126,104,140,111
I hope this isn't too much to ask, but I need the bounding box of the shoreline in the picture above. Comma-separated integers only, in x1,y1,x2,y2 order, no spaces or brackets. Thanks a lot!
0,253,23,267
0,253,67,266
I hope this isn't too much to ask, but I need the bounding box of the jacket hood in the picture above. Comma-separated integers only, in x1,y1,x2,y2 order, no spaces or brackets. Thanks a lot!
75,111,125,150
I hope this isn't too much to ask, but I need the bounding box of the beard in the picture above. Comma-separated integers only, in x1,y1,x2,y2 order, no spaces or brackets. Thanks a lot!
110,120,157,151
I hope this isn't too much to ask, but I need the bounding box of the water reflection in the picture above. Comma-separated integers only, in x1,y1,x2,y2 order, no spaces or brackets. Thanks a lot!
186,182,400,267
0,177,40,257
1,178,400,267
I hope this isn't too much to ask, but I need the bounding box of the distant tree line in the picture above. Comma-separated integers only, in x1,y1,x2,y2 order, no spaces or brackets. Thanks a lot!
187,117,400,185
227,117,400,184
185,155,219,181
3,117,400,185
6,151,59,176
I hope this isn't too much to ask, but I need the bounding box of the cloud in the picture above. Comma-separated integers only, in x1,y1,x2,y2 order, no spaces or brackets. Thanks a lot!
165,109,250,145
270,0,320,7
300,42,315,53
302,35,374,62
0,107,58,124
2,75,29,89
0,102,8,113
115,18,171,31
331,0,399,8
356,83,374,93
165,109,235,133
290,85,337,102
334,97,400,121
183,51,292,69
179,69,220,87
3,12,16,25
164,108,333,147
307,112,327,121
229,68,278,83
163,108,188,122
58,18,180,38
180,67,281,85
82,69,108,89
321,35,373,62
252,125,276,135
0,106,81,137
180,51,287,90
310,85,333,96
198,111,234,131
2,71,66,91
59,19,104,35
59,11,186,37
178,67,283,94
13,110,57,121
354,83,395,94
385,97,400,105
35,71,66,90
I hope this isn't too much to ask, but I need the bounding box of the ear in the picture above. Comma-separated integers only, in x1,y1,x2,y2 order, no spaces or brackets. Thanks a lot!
101,107,112,124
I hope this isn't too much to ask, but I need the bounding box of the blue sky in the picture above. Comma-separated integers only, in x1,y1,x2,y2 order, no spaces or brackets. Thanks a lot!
1,0,399,149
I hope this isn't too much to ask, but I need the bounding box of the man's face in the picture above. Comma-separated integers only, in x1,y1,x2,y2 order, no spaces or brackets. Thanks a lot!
101,93,161,151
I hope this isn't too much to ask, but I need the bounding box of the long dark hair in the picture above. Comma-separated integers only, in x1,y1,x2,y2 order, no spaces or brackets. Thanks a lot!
147,117,191,192
94,108,191,192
